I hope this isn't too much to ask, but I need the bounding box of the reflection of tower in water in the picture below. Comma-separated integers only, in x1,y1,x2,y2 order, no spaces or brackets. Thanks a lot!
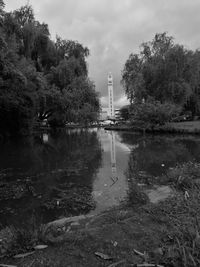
110,131,118,184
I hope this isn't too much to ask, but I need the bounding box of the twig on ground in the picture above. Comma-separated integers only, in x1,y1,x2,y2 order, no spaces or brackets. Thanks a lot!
133,249,148,261
133,249,146,258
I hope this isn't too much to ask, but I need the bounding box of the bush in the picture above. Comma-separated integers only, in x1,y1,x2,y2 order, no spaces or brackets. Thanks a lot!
130,98,181,130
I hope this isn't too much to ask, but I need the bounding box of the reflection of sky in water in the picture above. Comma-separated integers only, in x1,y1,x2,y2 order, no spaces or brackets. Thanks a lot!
91,131,200,210
90,129,130,214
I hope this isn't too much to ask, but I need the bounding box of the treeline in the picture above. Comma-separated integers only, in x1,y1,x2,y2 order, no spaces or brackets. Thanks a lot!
121,32,200,124
0,1,100,137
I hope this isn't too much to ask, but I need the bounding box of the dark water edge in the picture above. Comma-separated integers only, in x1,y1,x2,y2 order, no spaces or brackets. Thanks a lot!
1,128,200,230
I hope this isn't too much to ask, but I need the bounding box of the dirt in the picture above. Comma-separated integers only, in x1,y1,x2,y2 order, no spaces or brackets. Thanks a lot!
2,176,200,267
1,200,177,267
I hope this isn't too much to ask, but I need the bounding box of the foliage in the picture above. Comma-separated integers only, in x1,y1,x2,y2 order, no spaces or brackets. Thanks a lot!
120,105,130,120
122,32,200,117
0,3,100,136
130,98,181,129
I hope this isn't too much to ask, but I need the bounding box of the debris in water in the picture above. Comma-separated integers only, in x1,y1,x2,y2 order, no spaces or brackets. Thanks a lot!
34,244,48,250
113,241,118,247
13,251,35,258
137,183,146,187
184,190,189,200
111,240,118,247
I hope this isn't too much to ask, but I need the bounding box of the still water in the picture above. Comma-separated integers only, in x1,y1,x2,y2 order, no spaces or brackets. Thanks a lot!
1,129,200,228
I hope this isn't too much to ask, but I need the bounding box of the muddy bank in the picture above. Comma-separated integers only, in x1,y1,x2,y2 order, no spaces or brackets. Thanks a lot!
1,190,198,267
1,163,200,266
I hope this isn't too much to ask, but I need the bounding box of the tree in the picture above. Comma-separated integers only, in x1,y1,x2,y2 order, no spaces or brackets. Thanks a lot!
121,54,145,104
0,0,5,18
122,32,200,117
55,37,89,75
120,105,130,121
0,3,100,137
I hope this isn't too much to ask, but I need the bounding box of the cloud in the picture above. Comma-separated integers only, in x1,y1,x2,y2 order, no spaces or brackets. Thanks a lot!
100,94,129,108
5,0,200,107
115,95,129,108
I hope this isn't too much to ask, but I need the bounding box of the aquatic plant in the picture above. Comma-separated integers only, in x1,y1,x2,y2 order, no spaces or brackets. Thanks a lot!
165,162,200,190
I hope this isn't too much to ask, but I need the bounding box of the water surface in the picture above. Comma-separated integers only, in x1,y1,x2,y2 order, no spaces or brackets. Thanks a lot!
1,129,200,228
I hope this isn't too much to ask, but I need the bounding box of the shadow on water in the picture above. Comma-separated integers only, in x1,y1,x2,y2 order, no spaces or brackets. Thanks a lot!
0,129,102,228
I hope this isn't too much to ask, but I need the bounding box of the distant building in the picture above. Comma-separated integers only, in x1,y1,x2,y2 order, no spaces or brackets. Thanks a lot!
114,109,121,120
99,108,109,121
99,108,121,121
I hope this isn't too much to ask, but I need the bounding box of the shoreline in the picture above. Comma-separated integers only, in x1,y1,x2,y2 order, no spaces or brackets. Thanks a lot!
105,121,200,135
3,186,199,267
2,160,200,266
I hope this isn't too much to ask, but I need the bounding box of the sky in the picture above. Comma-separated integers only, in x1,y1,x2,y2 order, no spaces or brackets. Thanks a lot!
4,0,200,108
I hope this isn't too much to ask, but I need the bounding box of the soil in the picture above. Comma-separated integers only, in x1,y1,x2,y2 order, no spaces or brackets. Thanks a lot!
2,194,185,267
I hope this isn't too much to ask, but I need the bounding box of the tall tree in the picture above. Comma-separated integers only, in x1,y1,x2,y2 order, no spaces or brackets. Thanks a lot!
122,32,200,116
0,3,100,137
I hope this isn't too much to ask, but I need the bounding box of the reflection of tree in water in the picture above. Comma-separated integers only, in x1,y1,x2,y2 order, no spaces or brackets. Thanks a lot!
0,129,102,227
121,134,200,176
121,133,200,205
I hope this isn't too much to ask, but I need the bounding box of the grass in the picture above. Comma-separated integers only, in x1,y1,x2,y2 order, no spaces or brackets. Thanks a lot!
163,161,200,190
167,121,200,130
0,223,42,257
148,189,200,266
145,162,200,266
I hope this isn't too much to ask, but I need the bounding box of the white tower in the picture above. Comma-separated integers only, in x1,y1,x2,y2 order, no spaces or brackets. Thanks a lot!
108,72,115,118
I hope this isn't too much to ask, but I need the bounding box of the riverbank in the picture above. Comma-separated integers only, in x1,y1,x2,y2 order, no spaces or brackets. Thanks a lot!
105,121,200,134
2,162,200,267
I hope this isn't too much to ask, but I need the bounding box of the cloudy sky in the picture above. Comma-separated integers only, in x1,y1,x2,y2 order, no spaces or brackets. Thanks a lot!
4,0,200,107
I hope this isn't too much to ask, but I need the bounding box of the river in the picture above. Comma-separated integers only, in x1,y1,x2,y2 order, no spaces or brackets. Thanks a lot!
1,128,200,228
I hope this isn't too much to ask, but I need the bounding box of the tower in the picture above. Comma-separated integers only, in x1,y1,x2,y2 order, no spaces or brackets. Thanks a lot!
108,72,115,118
